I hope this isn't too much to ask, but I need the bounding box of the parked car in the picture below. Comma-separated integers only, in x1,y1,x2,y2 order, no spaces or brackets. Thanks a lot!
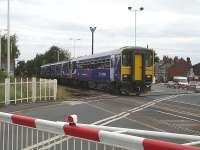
166,81,175,88
173,76,188,89
188,81,198,90
195,82,200,93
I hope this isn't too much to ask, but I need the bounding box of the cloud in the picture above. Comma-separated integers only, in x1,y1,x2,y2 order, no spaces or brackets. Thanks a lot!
0,0,199,64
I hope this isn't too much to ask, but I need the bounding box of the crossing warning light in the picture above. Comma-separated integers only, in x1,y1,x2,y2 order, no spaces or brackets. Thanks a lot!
66,114,78,126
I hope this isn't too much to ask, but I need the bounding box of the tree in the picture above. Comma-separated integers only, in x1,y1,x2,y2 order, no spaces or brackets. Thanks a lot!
15,46,71,76
43,46,70,64
15,61,26,76
0,69,7,82
153,51,160,63
1,34,20,59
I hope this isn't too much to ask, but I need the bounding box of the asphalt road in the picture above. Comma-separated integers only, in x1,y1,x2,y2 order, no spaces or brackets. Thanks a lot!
0,84,200,149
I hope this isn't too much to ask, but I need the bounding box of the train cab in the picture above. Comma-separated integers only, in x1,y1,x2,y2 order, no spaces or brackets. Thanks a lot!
120,47,153,94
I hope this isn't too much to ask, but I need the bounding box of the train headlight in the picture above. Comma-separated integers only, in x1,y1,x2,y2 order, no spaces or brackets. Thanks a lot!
147,75,151,78
123,74,130,81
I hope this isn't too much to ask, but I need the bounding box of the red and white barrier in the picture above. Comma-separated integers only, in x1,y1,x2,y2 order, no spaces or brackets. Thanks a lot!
0,112,200,150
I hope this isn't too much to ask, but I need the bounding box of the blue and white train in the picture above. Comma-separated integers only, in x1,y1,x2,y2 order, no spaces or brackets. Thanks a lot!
40,46,154,95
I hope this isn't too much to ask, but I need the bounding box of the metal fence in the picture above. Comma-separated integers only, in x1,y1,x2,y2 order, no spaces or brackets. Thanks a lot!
0,78,57,105
0,112,200,150
0,122,123,150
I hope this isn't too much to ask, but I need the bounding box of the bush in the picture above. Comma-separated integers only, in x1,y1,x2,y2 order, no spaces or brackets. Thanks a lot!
0,69,7,82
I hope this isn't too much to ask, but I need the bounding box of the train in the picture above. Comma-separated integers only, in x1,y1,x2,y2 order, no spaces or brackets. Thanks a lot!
40,46,154,95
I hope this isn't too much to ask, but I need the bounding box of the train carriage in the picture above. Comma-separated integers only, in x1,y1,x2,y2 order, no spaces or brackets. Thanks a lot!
40,46,153,95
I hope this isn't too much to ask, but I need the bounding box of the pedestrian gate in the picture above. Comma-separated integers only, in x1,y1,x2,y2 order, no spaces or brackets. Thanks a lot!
0,112,200,150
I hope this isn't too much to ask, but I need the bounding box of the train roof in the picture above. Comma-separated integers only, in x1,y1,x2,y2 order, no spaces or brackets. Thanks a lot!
40,46,149,67
72,49,120,61
71,46,149,62
40,60,69,68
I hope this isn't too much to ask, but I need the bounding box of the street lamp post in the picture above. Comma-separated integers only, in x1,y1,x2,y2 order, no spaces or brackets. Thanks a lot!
57,51,60,62
89,27,96,55
7,0,11,76
0,31,2,68
128,6,144,47
69,38,81,58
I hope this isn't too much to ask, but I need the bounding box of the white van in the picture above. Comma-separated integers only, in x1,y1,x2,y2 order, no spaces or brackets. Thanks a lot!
173,76,188,88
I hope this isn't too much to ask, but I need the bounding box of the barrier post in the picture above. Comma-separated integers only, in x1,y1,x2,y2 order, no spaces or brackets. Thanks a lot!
39,78,41,101
44,79,47,100
21,78,23,103
14,78,17,104
54,79,57,100
27,78,29,102
32,77,36,103
4,78,10,105
48,80,50,100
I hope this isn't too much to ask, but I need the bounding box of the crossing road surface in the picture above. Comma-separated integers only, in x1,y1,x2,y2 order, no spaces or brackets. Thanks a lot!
0,84,200,149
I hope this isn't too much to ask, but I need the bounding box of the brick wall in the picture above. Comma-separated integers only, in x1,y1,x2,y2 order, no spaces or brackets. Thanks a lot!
168,59,191,78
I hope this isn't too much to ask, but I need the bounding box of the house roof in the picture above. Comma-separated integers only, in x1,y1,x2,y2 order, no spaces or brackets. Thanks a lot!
193,63,200,75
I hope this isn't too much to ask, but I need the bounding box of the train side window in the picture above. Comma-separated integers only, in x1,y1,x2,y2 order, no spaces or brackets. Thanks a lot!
105,61,110,68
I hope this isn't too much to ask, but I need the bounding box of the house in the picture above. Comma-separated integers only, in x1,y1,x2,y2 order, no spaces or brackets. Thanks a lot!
155,62,168,82
154,56,174,82
167,58,192,79
193,63,200,80
155,56,194,82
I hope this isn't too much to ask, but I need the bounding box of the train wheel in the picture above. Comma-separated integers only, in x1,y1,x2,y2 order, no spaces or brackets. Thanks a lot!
111,83,121,95
88,81,97,89
135,87,141,96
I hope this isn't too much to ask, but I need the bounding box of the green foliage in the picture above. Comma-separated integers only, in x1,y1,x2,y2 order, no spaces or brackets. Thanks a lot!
0,69,7,82
153,51,160,63
15,61,26,77
15,46,71,77
0,34,20,59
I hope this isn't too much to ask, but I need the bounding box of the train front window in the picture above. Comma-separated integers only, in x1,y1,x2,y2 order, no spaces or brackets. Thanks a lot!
122,53,131,66
145,53,153,67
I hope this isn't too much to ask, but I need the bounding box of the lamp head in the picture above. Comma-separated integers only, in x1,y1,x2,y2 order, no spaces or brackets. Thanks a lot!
140,7,144,11
90,27,96,32
128,6,132,10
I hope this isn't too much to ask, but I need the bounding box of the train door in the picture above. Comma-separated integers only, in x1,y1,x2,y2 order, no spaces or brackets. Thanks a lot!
110,55,115,81
134,55,142,80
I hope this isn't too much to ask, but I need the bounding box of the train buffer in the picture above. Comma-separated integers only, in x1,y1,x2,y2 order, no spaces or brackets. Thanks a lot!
0,112,200,150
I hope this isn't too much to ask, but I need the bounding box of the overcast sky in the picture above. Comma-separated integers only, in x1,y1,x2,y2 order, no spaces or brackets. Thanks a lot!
0,0,200,64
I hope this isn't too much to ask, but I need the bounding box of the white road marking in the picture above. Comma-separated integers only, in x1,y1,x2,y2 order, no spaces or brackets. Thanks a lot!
26,94,188,149
167,99,200,108
100,113,130,126
91,112,127,125
128,95,180,113
63,101,86,105
85,95,182,126
155,105,200,118
152,109,200,123
151,89,164,93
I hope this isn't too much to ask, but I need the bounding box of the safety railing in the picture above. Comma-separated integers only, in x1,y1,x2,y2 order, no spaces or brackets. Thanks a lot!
0,78,57,106
0,112,200,150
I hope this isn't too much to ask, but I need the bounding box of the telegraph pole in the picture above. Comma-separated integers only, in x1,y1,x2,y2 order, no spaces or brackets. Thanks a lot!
7,0,11,76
